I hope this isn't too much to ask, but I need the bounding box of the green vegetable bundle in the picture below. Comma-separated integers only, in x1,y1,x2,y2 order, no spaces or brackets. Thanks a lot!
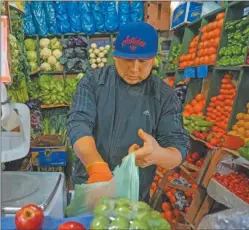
7,8,30,103
64,73,84,104
167,44,182,71
238,141,249,161
42,108,68,143
25,38,38,73
39,37,63,72
27,78,41,100
218,18,249,66
39,75,65,105
183,116,213,134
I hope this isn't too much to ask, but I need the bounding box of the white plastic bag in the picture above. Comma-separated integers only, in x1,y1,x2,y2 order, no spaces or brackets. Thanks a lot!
65,153,139,217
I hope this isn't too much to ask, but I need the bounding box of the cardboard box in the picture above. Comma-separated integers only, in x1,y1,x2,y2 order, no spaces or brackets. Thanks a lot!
144,2,171,30
171,2,203,30
30,135,67,167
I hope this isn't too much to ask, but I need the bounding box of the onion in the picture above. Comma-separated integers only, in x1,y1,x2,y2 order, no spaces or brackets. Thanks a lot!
105,45,110,50
91,59,97,64
90,53,95,58
89,49,93,53
91,43,97,49
96,58,102,63
98,52,104,58
94,49,100,55
91,63,97,69
102,58,107,63
98,63,104,68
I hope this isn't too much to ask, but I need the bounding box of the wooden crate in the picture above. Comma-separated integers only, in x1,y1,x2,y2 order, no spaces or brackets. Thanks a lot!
144,1,171,30
180,136,215,185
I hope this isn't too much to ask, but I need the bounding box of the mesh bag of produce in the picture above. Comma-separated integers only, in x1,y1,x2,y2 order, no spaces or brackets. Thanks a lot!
90,197,170,230
65,153,139,217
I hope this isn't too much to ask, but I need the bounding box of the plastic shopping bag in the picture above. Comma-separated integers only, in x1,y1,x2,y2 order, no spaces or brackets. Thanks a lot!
23,2,36,35
65,153,139,217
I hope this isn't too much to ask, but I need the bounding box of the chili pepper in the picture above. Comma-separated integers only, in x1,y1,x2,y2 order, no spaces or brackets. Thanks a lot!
220,135,245,150
242,26,249,35
194,120,213,127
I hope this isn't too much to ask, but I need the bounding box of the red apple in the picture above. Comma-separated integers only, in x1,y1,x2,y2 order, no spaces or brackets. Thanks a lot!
15,204,44,230
57,221,86,230
186,155,195,164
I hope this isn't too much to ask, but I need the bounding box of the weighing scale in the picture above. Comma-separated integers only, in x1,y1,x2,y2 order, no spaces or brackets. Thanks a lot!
1,83,67,218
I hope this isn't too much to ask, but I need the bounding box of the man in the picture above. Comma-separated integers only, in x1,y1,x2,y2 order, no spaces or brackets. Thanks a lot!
67,22,189,202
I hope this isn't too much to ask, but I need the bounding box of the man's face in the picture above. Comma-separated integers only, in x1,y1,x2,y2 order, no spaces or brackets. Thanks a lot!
114,57,155,85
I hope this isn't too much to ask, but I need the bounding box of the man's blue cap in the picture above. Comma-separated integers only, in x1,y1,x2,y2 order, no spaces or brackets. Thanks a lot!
113,22,158,59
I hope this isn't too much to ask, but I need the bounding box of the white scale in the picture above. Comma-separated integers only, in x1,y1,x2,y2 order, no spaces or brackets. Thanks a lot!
1,83,67,218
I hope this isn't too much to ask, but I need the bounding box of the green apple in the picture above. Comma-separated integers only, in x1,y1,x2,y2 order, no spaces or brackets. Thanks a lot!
129,219,150,229
115,198,131,208
148,218,170,229
90,215,109,230
94,202,112,216
114,206,132,219
134,210,149,220
150,210,162,219
109,217,129,230
132,201,150,212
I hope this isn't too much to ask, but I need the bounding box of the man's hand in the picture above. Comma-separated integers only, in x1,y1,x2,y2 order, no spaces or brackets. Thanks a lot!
129,129,160,168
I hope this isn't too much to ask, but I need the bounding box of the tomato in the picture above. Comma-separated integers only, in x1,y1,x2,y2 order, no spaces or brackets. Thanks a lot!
191,152,200,161
58,222,86,230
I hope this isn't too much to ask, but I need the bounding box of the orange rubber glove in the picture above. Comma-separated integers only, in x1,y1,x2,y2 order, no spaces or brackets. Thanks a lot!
87,162,112,184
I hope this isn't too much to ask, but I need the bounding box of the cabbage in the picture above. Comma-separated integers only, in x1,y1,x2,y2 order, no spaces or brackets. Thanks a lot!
41,62,52,72
29,62,38,73
25,39,36,51
27,51,37,62
50,38,61,50
40,38,50,49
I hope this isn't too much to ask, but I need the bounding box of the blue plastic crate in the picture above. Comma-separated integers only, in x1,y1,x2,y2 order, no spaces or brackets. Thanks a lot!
1,214,94,230
171,2,203,30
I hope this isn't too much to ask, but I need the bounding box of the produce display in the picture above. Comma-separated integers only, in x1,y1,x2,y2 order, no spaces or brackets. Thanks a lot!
228,102,249,143
39,37,63,72
7,8,30,103
25,38,38,73
186,152,205,168
206,73,236,133
179,35,199,69
162,172,198,219
196,12,224,65
183,93,206,116
214,171,249,204
91,197,170,230
247,48,249,65
61,36,88,72
39,74,65,105
167,44,182,71
238,141,249,160
183,116,213,135
218,18,249,66
89,43,110,69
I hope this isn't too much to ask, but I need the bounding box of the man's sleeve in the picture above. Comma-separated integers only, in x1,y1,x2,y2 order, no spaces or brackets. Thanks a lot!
156,91,190,161
67,73,97,147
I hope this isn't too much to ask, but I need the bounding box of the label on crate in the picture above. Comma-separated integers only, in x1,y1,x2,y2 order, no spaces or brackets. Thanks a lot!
197,65,208,78
184,67,196,79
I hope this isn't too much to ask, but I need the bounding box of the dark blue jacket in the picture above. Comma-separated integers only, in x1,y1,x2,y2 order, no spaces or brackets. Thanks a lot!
67,65,189,202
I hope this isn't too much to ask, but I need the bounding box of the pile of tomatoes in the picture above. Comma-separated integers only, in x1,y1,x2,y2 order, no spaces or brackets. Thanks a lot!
178,12,225,69
214,172,249,204
183,93,206,117
206,73,236,133
186,152,205,168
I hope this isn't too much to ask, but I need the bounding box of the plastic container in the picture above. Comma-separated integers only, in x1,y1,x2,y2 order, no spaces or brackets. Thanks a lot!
1,214,94,230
